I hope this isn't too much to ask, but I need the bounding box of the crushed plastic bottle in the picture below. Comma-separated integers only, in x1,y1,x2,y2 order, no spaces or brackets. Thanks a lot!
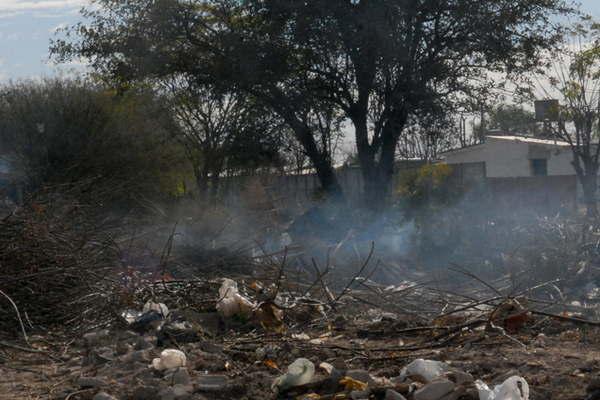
150,349,187,370
272,358,315,392
400,359,449,383
476,376,529,400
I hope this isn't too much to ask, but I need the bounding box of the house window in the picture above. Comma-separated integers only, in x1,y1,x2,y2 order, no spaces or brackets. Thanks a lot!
530,159,547,176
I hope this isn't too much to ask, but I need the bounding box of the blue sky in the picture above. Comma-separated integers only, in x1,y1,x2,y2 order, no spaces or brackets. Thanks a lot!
0,0,600,82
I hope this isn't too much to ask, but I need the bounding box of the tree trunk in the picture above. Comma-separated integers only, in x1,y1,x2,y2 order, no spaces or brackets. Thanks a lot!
291,122,344,201
581,173,598,218
194,165,210,202
209,168,221,205
354,112,406,211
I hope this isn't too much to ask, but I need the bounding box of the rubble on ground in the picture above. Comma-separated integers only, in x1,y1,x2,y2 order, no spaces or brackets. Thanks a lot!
4,270,600,400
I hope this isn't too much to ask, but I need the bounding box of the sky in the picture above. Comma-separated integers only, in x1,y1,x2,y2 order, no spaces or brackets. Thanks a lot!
0,0,600,82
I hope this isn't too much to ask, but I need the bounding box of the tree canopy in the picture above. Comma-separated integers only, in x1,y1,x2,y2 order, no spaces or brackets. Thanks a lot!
53,0,575,207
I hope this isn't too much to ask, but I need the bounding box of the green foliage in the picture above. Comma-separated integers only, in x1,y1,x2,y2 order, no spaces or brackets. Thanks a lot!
0,78,187,199
396,163,457,211
488,105,538,136
51,0,574,203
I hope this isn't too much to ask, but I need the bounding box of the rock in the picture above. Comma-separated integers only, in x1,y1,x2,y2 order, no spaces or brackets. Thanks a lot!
195,374,229,392
135,335,156,350
385,389,407,400
255,344,280,360
77,376,107,388
158,384,193,400
132,385,160,400
123,350,152,363
84,347,115,366
116,340,133,355
446,369,474,385
165,368,191,386
413,379,455,400
93,392,118,400
588,378,600,393
350,389,371,399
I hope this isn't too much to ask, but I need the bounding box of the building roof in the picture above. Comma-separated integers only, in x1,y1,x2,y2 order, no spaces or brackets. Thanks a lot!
440,135,571,158
486,135,571,147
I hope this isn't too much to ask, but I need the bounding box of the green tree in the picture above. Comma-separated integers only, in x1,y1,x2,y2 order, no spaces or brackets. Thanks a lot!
52,0,574,209
0,78,183,198
488,105,538,136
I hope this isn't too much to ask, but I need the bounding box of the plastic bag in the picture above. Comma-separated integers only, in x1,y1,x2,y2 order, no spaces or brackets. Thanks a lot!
272,358,315,392
476,376,529,400
150,349,187,370
400,359,449,383
143,301,169,317
216,279,255,318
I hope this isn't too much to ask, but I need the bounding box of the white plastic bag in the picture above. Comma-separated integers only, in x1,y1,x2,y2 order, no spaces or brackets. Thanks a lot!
476,376,529,400
400,359,449,383
272,358,315,392
143,301,169,317
216,279,255,318
150,349,187,370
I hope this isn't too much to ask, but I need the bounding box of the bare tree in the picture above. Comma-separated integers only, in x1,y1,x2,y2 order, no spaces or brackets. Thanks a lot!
165,78,280,201
536,28,600,218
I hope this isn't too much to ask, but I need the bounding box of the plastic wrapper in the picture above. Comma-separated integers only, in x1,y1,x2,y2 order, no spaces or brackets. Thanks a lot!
150,349,187,370
272,358,315,392
400,359,449,383
216,278,255,318
476,376,529,400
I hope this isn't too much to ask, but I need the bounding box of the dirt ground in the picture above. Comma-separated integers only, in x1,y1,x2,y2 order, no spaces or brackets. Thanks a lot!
1,308,598,400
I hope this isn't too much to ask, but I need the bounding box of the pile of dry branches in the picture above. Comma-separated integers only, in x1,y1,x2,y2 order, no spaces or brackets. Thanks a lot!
0,183,122,337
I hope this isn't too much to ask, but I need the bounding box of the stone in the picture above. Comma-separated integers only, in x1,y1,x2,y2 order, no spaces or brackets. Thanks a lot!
93,392,118,400
195,375,229,392
135,335,156,350
350,389,371,399
158,385,193,400
84,347,115,366
172,368,191,386
446,369,474,385
385,389,407,400
132,385,159,400
77,376,107,389
123,350,151,363
413,379,455,400
116,341,133,355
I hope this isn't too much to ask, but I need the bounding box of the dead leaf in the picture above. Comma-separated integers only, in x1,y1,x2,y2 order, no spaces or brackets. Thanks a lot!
339,376,368,391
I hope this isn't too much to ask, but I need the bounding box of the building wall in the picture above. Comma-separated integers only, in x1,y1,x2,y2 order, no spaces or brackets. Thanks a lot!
443,137,575,178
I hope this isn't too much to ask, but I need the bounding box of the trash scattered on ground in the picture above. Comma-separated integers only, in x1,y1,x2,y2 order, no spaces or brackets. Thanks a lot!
216,278,255,318
151,349,187,370
272,358,316,392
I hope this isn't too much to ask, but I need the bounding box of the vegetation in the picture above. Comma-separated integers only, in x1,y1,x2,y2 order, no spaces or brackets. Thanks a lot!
0,79,186,200
51,0,574,209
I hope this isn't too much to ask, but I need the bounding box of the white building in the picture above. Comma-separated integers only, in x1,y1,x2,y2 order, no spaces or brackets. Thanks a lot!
441,135,575,178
